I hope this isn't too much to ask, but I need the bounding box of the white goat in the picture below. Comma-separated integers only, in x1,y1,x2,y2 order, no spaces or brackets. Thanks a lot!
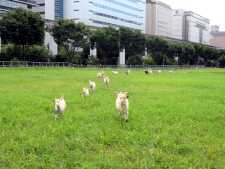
89,80,96,93
112,71,118,75
100,71,105,78
97,72,101,78
115,91,133,121
53,94,66,120
157,70,161,74
104,77,109,87
169,71,173,73
82,87,89,97
125,70,130,75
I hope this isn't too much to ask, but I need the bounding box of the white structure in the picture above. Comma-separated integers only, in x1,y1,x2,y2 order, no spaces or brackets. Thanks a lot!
65,0,146,33
146,0,173,38
173,9,211,45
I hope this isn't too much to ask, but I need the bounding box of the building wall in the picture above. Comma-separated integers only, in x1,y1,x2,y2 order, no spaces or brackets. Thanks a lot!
46,0,55,20
173,9,211,45
146,0,173,37
64,0,146,33
45,32,57,55
210,36,225,49
211,25,219,32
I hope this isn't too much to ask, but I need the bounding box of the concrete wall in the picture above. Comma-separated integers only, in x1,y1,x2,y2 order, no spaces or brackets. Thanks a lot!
45,0,55,20
45,32,57,55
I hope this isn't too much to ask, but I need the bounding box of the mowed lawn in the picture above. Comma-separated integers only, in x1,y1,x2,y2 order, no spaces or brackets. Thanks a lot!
0,67,225,168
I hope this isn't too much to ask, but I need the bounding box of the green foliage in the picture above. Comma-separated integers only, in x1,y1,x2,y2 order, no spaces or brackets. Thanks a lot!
126,54,143,65
0,7,45,61
10,57,20,61
218,55,225,67
89,55,99,65
144,54,155,65
0,68,225,168
73,51,83,65
51,19,89,63
111,57,117,65
119,27,146,57
26,45,51,62
89,26,120,65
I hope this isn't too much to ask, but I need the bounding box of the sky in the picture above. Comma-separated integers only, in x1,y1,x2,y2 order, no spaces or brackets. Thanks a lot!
163,0,225,31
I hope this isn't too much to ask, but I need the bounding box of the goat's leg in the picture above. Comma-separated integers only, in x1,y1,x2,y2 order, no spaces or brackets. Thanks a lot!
119,112,124,120
124,112,129,122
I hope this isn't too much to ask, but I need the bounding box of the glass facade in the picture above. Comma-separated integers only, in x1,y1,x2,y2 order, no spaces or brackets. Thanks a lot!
55,0,63,20
93,11,141,25
93,3,142,18
104,0,142,12
0,0,27,9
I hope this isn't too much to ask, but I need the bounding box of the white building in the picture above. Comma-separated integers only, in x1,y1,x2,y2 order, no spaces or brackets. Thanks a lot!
173,9,211,45
64,0,146,33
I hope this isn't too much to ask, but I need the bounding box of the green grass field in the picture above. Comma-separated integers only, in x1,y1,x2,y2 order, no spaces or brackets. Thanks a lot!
0,67,225,168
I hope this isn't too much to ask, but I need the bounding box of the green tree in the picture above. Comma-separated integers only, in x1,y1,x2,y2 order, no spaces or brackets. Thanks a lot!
89,55,99,65
0,7,45,61
119,27,146,58
126,54,143,65
89,26,120,65
218,55,225,67
51,19,89,63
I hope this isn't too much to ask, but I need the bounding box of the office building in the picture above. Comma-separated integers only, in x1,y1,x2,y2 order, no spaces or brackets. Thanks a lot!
146,0,173,38
210,25,225,49
173,9,211,45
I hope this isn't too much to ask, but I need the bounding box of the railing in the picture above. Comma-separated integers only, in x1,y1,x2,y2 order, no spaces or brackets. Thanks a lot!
0,61,205,69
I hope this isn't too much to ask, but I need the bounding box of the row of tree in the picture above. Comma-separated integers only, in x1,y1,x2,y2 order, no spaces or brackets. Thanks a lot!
1,8,225,66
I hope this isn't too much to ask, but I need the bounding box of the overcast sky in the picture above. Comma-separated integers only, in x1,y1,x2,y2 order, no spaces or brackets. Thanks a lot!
164,0,225,31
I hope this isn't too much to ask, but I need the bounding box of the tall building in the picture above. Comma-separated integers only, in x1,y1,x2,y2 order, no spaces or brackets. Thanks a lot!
173,9,211,45
210,25,225,49
0,0,37,13
145,0,173,38
64,0,146,33
32,0,63,20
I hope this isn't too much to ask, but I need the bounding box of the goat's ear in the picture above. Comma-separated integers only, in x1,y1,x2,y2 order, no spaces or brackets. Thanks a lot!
126,96,129,98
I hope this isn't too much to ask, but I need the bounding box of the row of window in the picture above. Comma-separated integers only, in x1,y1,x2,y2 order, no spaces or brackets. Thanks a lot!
158,30,172,35
104,0,142,12
93,11,142,26
92,19,138,31
158,16,172,23
158,12,172,18
158,21,172,27
127,0,138,3
158,7,172,14
158,25,172,31
55,0,63,20
0,0,27,9
93,3,142,19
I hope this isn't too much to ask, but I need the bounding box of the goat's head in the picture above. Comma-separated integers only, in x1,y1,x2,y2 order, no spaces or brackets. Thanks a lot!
115,91,133,105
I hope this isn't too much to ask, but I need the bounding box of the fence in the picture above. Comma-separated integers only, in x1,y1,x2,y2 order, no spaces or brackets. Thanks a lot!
0,61,205,69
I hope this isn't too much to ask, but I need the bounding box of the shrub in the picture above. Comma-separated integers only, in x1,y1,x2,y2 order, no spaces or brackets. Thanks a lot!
126,54,143,65
89,55,99,65
218,55,225,68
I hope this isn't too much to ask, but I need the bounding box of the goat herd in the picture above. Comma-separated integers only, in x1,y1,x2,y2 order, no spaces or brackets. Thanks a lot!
53,69,173,121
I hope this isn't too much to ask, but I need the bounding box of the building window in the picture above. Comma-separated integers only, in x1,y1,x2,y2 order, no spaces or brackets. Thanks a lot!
55,0,63,20
104,0,142,12
93,11,142,25
93,3,142,19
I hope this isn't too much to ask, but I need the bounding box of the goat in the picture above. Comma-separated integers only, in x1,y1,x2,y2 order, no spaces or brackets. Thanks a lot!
104,77,109,87
112,71,118,75
125,70,130,75
53,94,66,120
115,91,133,121
157,70,161,74
89,80,96,93
169,71,173,73
82,87,89,97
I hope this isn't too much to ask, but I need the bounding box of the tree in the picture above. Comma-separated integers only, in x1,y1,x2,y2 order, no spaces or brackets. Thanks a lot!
218,55,225,67
126,54,143,65
119,27,146,58
0,7,45,61
89,26,120,65
51,19,89,63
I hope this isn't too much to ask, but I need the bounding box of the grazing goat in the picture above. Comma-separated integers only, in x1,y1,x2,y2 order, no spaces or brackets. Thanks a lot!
89,80,96,93
82,87,89,97
53,94,66,120
157,70,161,74
125,70,130,75
169,71,173,73
112,71,118,75
104,77,109,87
100,71,105,78
145,69,152,74
115,91,133,121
